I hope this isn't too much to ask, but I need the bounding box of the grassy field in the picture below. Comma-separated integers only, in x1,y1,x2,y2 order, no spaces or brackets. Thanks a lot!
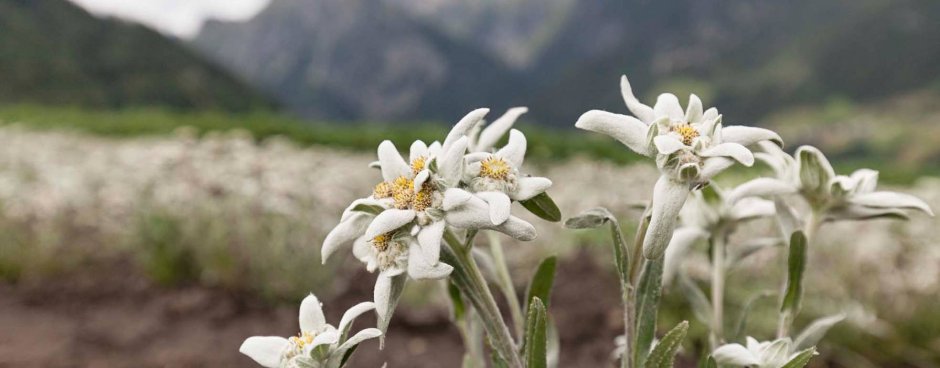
1,104,936,184
0,121,937,366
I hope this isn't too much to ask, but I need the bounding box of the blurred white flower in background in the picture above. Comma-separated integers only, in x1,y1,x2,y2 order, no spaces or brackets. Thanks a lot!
240,293,380,368
712,337,814,368
0,125,938,353
757,142,934,221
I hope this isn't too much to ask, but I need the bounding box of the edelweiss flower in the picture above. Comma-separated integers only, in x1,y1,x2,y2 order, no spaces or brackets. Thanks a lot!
321,137,460,280
663,179,794,284
464,129,553,224
240,294,380,368
575,75,783,259
712,337,808,368
323,109,539,276
757,142,934,220
320,109,540,333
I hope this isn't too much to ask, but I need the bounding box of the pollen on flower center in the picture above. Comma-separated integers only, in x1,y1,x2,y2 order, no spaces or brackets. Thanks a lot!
674,123,699,146
391,176,415,209
373,181,393,198
289,331,317,349
413,183,433,211
480,156,512,180
371,232,407,270
411,156,427,174
371,232,393,252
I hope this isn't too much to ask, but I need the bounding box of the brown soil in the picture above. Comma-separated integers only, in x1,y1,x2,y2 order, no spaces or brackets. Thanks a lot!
0,252,627,368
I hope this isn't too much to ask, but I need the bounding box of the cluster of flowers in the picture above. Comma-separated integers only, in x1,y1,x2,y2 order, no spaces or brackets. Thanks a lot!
242,74,932,368
576,75,933,367
241,108,552,367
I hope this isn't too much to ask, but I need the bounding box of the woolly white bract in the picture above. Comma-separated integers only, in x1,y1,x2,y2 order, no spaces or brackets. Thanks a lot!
712,337,814,368
239,294,380,368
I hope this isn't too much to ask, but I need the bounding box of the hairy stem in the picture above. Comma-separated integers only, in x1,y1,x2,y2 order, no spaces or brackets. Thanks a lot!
622,286,636,368
622,208,650,368
709,233,727,349
487,232,525,339
457,308,485,368
442,230,523,368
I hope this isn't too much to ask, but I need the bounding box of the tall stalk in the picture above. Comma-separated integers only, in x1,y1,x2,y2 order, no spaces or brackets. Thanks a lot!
441,230,524,368
709,233,726,349
622,210,650,368
487,232,525,339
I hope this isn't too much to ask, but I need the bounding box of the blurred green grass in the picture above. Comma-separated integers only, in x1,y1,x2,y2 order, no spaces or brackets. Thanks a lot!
0,104,937,365
0,104,641,165
1,104,935,184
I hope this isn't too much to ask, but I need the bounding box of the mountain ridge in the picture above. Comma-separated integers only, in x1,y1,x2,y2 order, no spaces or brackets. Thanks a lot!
0,0,271,112
191,0,940,124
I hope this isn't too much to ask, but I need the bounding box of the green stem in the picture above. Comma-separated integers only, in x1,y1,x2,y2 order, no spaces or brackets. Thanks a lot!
633,257,664,368
623,209,650,368
709,232,727,350
457,308,485,368
622,286,635,368
629,209,651,285
442,230,523,368
487,232,525,339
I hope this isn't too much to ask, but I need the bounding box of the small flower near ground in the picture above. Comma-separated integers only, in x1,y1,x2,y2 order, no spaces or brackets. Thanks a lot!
240,294,380,368
575,75,783,259
712,337,814,368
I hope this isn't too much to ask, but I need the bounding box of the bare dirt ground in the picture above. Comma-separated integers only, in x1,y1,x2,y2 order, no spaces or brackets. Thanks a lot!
0,252,629,368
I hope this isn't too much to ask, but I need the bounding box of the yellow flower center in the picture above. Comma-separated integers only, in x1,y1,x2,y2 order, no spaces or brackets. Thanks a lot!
371,233,392,252
289,331,317,350
480,156,512,180
411,156,427,174
373,181,393,198
391,176,415,209
674,124,699,146
413,183,434,211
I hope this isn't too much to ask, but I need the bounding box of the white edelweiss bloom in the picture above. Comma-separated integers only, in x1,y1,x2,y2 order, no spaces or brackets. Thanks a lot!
321,109,545,335
321,138,455,282
463,128,552,225
712,337,809,368
575,75,783,259
757,142,934,221
240,294,381,368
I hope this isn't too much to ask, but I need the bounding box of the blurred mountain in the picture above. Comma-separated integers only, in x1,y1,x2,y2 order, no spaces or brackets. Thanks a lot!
0,0,271,111
192,0,518,120
192,0,940,124
528,0,940,125
383,0,578,69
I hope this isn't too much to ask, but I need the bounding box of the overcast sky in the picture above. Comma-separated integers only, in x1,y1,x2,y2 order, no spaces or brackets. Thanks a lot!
67,0,271,38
